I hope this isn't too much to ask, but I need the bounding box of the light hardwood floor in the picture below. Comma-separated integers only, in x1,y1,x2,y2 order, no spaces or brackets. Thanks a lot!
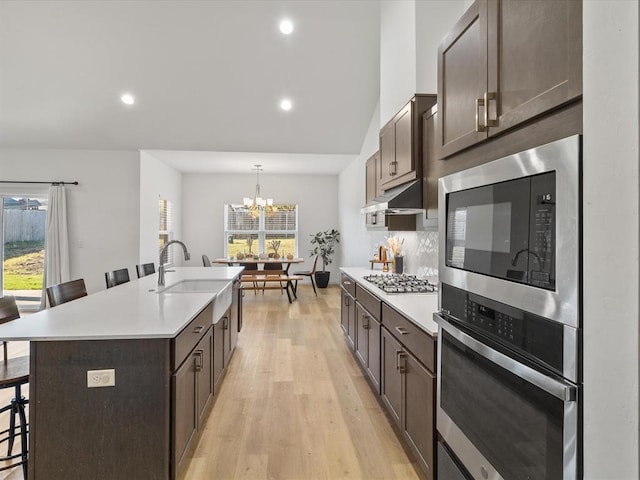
181,285,421,480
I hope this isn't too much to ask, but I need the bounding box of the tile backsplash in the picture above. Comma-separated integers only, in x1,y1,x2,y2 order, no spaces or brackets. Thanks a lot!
368,230,439,282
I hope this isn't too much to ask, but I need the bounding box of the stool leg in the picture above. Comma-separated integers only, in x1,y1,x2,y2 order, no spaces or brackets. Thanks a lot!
18,399,27,479
7,391,17,456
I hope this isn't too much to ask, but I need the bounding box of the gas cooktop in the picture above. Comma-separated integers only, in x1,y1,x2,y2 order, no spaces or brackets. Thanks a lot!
363,274,437,294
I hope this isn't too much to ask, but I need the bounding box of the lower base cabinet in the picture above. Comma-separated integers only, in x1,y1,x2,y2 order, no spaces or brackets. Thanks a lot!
340,279,437,480
381,326,403,427
172,326,214,477
403,347,435,478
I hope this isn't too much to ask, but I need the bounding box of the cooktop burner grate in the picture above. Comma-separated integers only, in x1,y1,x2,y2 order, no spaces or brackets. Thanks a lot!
363,274,437,294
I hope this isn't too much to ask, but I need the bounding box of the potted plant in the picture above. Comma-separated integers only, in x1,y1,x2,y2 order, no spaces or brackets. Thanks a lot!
310,228,340,288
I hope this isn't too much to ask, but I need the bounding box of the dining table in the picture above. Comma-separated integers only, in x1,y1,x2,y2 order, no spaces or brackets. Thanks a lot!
213,257,304,274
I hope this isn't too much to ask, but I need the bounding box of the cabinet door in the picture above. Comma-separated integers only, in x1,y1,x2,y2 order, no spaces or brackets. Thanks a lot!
487,0,582,136
366,316,381,393
340,289,351,336
365,152,379,203
437,0,489,158
380,327,402,428
402,351,436,480
230,280,240,351
393,103,413,179
223,308,232,367
423,108,440,217
196,327,214,426
354,303,370,369
379,121,395,186
213,320,225,390
172,354,197,477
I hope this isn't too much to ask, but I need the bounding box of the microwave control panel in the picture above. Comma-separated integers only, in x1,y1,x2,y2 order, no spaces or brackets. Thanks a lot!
528,172,556,289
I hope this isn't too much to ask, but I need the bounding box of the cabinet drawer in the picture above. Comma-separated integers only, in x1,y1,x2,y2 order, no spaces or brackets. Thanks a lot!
340,273,356,297
173,302,213,370
355,284,381,321
382,303,435,372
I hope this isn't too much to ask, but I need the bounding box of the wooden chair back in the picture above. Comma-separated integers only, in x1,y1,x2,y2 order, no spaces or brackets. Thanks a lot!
105,268,130,289
136,263,155,278
47,279,88,307
0,296,20,364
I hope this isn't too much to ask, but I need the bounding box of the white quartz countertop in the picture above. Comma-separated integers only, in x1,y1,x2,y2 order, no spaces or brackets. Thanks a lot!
0,267,243,341
340,267,439,337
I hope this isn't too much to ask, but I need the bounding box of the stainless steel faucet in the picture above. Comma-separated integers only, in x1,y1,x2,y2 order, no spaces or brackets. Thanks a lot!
158,240,191,286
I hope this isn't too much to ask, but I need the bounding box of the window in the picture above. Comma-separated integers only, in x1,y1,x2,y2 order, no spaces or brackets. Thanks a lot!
224,204,298,258
159,199,174,264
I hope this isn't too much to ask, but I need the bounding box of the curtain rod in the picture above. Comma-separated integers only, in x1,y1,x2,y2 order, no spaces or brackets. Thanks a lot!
0,181,79,186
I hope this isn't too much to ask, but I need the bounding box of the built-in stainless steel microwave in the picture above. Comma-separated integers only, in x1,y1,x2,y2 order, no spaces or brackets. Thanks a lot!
438,135,581,329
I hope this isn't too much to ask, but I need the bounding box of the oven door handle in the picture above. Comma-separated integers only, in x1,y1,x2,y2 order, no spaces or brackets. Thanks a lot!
435,313,576,402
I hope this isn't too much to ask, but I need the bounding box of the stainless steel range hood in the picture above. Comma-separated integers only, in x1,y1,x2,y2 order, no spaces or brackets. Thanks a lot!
360,180,424,215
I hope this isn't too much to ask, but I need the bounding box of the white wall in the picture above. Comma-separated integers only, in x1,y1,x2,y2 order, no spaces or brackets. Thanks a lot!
181,172,340,282
380,0,417,123
339,102,381,268
0,149,140,294
139,152,184,266
380,0,467,123
583,1,639,478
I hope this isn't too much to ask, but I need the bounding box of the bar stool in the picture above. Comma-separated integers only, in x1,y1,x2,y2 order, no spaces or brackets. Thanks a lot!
105,268,130,288
0,296,29,479
136,263,156,278
46,279,88,307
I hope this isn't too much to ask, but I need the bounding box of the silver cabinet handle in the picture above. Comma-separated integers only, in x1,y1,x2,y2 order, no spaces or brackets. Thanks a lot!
343,281,352,285
194,325,205,334
194,350,203,371
484,91,498,127
475,98,486,132
395,326,409,335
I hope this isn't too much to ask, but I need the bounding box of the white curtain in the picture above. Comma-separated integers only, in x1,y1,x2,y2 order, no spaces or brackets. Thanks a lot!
40,185,70,309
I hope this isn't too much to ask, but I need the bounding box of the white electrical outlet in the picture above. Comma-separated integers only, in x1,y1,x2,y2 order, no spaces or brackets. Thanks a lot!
87,369,116,388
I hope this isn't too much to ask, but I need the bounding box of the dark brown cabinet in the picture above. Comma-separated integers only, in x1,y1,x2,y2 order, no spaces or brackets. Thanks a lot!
380,326,403,428
213,315,226,390
340,274,356,348
365,151,381,202
379,94,437,190
381,304,437,480
422,105,440,218
172,302,216,480
354,286,382,392
437,0,582,159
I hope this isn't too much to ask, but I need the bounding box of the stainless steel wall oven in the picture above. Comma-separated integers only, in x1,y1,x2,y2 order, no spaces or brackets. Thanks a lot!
435,135,582,480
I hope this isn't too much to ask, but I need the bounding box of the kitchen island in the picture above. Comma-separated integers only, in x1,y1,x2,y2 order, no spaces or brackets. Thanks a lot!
0,266,243,480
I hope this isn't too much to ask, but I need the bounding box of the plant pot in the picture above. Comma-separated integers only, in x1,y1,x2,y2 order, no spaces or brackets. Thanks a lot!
314,271,330,288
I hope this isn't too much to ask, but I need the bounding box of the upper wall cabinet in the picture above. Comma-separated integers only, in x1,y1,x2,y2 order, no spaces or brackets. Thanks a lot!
379,94,437,191
437,0,582,159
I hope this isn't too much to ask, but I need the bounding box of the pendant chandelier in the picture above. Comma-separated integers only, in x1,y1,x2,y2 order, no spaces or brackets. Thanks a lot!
243,164,274,217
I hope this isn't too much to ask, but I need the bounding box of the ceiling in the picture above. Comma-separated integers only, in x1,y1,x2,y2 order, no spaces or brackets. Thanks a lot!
0,1,380,174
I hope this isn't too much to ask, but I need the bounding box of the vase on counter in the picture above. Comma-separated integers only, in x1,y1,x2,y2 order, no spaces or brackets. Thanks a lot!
393,256,404,274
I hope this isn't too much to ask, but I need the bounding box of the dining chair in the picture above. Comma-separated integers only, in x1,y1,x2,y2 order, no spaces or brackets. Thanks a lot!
262,262,285,295
202,255,212,267
46,279,88,307
105,268,130,289
136,263,155,278
293,255,319,296
0,296,30,478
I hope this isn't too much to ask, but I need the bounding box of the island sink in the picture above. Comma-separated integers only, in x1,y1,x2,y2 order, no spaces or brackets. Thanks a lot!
157,279,229,294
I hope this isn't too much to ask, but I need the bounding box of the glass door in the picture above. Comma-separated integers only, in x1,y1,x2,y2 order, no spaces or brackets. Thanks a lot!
1,194,48,311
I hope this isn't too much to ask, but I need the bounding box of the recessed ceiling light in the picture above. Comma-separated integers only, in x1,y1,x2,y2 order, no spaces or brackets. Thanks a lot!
280,98,293,111
279,19,293,35
120,93,135,105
